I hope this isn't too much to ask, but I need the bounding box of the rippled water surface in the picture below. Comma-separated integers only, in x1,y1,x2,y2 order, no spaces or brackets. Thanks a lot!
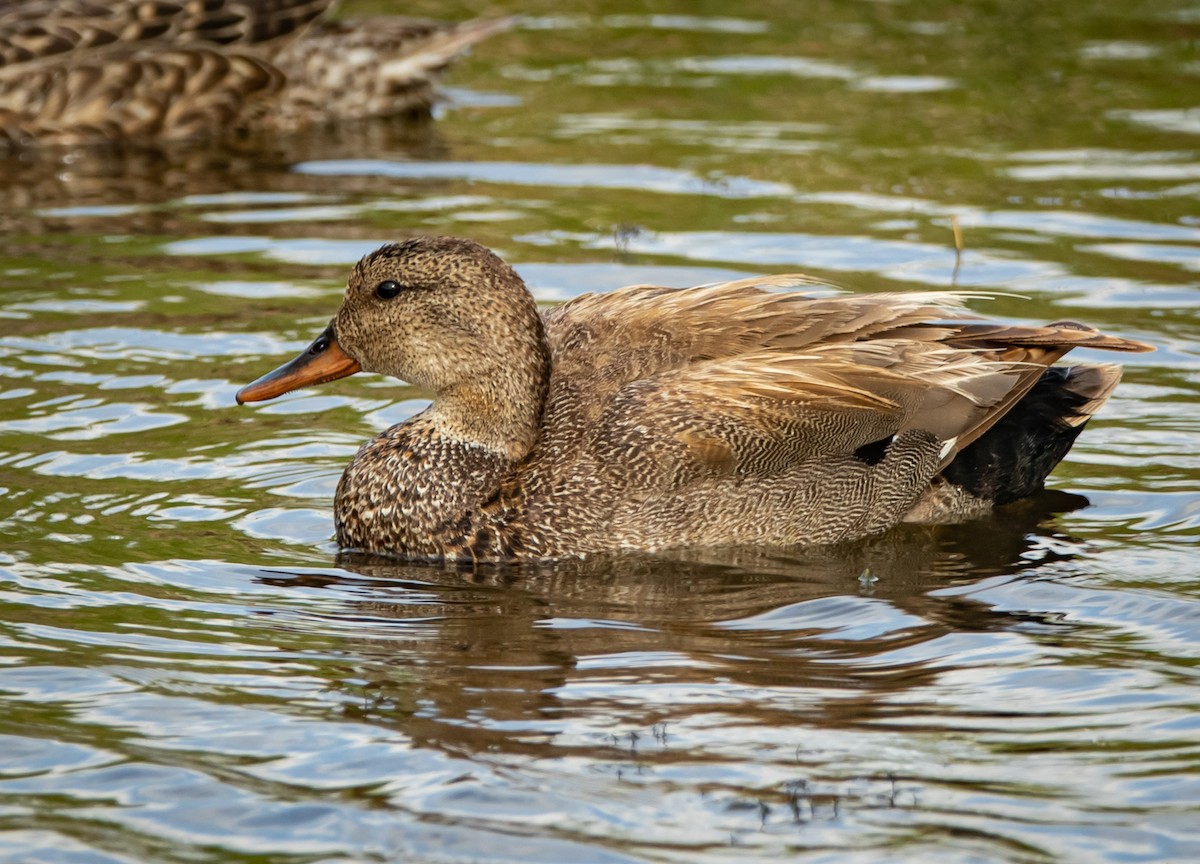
2,1,1199,862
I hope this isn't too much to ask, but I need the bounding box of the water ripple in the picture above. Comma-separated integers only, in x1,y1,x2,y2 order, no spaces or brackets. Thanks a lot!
293,159,794,198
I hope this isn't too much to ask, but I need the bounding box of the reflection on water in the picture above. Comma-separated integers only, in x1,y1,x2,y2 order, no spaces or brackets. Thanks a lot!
1,0,1199,861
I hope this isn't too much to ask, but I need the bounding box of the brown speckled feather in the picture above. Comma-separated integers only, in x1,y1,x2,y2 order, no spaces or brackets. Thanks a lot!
0,1,509,144
0,0,331,66
235,237,1154,563
0,49,284,144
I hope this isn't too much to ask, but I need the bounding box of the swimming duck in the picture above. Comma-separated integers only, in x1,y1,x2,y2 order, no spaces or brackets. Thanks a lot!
0,0,509,145
236,236,1152,562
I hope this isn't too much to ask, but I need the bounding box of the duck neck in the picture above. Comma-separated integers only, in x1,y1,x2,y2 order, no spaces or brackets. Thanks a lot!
426,320,551,463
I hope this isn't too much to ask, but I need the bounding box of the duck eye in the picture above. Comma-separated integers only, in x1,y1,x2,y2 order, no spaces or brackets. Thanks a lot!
375,280,404,300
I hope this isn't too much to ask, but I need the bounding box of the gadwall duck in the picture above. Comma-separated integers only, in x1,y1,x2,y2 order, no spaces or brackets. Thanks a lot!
237,237,1152,563
0,0,509,145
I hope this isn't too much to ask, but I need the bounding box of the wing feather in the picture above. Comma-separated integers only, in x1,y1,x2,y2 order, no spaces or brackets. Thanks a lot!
586,341,1031,492
541,279,1151,480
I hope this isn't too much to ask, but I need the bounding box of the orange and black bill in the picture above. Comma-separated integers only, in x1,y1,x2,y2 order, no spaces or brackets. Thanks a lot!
236,322,361,404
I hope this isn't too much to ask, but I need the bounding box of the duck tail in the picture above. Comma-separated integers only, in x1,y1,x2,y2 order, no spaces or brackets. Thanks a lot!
940,363,1122,505
379,18,515,87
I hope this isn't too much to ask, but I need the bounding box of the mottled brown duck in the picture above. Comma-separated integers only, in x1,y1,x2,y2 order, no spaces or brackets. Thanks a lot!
236,237,1153,563
0,0,509,145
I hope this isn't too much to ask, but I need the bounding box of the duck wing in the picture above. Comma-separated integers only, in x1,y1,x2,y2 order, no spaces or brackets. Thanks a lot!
541,280,1151,489
541,281,979,450
586,341,1023,492
543,280,990,383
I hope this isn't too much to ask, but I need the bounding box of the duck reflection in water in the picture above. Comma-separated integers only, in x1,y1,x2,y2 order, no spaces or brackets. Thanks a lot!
256,489,1092,758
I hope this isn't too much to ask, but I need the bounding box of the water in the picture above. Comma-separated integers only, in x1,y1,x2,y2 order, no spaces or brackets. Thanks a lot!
2,1,1199,861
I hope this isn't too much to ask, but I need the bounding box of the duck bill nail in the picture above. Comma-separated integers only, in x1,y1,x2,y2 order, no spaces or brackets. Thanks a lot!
236,325,361,404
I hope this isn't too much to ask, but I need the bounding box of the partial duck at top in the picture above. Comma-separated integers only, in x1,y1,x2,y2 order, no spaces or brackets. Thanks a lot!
0,0,510,146
236,237,1153,564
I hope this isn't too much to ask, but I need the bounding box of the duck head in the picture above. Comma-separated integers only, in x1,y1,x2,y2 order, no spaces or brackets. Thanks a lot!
236,237,549,454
